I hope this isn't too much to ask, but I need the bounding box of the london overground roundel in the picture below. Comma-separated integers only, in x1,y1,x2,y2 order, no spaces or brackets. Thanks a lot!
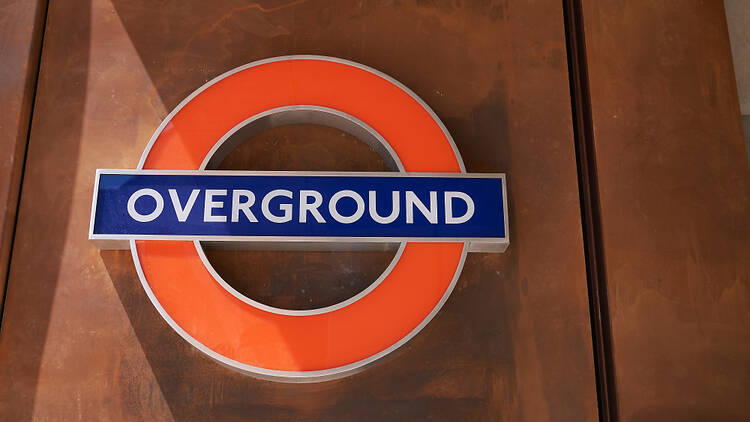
89,56,509,382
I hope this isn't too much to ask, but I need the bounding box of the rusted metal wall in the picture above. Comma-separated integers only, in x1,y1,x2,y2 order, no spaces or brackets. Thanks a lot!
0,0,597,420
0,0,46,308
580,1,750,421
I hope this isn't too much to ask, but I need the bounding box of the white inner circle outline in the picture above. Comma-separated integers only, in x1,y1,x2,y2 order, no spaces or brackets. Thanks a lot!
194,105,408,316
129,55,469,382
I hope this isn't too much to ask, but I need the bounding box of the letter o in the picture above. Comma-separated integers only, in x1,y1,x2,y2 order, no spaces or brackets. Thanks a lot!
329,190,365,224
127,188,164,222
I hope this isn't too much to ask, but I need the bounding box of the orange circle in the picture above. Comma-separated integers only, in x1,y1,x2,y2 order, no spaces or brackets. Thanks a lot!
133,57,465,377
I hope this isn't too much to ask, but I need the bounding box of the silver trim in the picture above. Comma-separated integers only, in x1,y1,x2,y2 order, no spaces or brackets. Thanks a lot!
195,103,408,317
125,55,480,382
194,240,407,316
501,175,510,248
200,241,400,252
95,169,503,178
96,235,507,249
90,170,509,251
88,168,103,241
198,105,404,172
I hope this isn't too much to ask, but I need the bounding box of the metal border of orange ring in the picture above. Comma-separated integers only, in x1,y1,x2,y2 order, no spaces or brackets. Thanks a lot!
131,56,484,382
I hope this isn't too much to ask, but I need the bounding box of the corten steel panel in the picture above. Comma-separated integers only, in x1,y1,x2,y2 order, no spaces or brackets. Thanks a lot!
0,0,46,307
580,1,750,421
0,0,597,420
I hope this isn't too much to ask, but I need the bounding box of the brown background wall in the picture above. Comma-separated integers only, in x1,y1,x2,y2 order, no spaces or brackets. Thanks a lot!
0,0,597,420
0,0,46,308
581,1,750,421
0,0,748,421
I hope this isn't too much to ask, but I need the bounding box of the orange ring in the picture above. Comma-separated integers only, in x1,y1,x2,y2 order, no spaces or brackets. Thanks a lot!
131,56,466,381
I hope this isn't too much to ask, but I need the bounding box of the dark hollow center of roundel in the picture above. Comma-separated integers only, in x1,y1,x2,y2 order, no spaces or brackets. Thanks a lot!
202,123,397,311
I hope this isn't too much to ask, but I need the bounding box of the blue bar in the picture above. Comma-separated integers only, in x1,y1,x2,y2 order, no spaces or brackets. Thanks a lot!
92,171,507,240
